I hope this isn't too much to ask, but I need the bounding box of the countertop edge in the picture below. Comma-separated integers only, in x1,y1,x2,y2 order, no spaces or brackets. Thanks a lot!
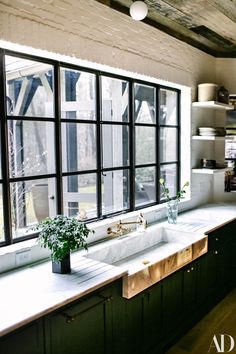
0,268,127,338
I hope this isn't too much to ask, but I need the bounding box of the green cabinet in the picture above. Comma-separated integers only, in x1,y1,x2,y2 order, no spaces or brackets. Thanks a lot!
113,281,162,354
45,284,115,354
143,284,162,354
162,269,183,344
0,319,44,354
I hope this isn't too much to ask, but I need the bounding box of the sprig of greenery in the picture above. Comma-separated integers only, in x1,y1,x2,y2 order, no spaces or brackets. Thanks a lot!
159,179,189,203
32,215,93,262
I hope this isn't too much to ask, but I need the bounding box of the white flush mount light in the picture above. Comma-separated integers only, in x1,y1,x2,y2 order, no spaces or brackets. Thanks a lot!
129,1,148,21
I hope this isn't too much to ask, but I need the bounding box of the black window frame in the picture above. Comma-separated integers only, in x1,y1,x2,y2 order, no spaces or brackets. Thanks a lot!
0,49,181,246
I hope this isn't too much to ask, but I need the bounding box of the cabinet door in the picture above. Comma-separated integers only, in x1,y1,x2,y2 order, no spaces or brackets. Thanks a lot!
182,262,198,312
162,270,183,343
45,287,113,354
0,320,44,354
123,292,144,354
143,282,162,354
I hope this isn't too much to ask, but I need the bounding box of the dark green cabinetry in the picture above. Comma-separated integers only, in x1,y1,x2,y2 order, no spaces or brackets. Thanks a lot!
45,284,115,354
1,220,236,354
0,319,44,354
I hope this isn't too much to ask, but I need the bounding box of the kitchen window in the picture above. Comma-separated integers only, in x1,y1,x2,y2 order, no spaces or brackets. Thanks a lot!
0,50,180,246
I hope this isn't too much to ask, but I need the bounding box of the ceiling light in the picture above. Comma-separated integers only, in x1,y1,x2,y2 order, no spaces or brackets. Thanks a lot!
129,1,148,21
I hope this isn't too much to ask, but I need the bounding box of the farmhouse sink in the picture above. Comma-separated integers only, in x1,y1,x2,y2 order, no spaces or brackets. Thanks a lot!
86,224,208,298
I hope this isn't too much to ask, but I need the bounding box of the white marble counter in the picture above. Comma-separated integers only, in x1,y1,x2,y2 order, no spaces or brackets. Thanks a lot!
0,255,126,337
0,202,235,337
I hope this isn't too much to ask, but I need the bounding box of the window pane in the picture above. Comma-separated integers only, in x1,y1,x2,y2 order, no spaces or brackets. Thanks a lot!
101,77,129,122
136,126,156,165
102,125,129,168
63,174,97,219
5,56,54,117
102,170,129,215
160,164,177,201
160,127,178,163
0,185,4,242
160,89,178,126
135,167,156,207
134,84,156,124
8,121,55,178
62,123,96,172
60,68,96,120
11,178,57,239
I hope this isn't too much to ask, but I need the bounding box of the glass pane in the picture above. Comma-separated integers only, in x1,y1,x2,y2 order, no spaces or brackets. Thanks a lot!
159,89,178,125
101,77,129,122
102,125,129,168
63,174,97,219
135,166,156,207
134,84,156,124
102,169,129,215
11,178,57,239
160,127,178,163
62,123,96,172
136,126,156,165
0,185,4,242
160,164,177,201
5,56,54,117
60,68,96,120
8,120,55,178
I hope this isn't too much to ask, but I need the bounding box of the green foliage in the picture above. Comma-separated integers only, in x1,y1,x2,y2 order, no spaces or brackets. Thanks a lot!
159,178,189,203
33,215,93,262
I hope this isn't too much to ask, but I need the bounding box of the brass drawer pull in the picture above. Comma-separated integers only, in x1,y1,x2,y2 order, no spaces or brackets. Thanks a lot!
214,250,218,255
62,295,113,324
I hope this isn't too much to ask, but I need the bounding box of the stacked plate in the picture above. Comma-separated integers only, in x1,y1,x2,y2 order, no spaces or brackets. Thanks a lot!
198,127,225,136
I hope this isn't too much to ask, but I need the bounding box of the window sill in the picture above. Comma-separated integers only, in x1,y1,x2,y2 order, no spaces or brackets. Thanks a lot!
0,199,190,274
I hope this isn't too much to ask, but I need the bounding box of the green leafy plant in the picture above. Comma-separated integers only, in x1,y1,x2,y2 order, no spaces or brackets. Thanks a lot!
33,215,93,262
159,179,189,203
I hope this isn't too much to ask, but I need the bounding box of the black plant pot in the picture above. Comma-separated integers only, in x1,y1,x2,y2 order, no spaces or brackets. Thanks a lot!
52,254,71,274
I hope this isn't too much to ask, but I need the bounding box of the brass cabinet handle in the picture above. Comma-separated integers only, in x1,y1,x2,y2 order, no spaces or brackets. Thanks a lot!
187,269,191,273
62,295,113,324
215,237,219,241
214,250,218,255
191,267,194,271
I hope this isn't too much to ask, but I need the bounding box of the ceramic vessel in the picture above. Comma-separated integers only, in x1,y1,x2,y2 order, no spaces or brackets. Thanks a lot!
52,254,71,274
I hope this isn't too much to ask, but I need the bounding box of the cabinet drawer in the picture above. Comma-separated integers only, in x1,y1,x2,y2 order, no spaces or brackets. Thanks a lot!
208,220,236,249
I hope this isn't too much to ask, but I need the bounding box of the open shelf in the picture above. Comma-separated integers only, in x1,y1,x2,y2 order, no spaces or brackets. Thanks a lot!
192,167,233,175
192,136,226,141
192,101,234,110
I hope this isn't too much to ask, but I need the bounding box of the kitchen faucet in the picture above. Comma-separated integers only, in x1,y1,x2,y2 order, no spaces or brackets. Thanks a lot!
107,212,147,237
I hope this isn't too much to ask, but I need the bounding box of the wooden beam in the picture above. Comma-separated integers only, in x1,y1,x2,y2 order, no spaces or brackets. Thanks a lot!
207,0,236,24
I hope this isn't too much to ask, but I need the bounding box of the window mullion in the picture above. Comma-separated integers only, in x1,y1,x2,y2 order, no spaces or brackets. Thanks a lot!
0,51,13,245
130,80,135,211
54,63,63,215
156,85,160,204
96,74,102,218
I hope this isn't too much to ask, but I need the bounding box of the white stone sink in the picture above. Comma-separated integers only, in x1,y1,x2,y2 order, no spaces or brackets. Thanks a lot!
86,225,202,268
85,224,208,298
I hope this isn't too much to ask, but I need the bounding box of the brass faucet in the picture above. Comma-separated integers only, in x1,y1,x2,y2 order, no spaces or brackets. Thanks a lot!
107,213,147,237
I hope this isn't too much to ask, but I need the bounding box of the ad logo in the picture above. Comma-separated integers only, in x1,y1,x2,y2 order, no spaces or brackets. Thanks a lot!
208,334,235,353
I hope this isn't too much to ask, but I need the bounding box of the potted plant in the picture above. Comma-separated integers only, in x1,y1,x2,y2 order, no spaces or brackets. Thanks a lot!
34,215,93,274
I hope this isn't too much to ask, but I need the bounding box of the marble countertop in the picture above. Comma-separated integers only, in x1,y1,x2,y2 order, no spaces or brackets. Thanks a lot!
0,202,235,337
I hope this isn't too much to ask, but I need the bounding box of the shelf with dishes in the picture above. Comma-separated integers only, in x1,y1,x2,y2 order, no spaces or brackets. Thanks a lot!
192,167,233,175
192,126,226,141
192,101,234,110
192,136,226,141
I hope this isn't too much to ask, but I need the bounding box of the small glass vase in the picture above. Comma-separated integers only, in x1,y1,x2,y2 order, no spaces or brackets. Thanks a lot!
166,200,178,224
